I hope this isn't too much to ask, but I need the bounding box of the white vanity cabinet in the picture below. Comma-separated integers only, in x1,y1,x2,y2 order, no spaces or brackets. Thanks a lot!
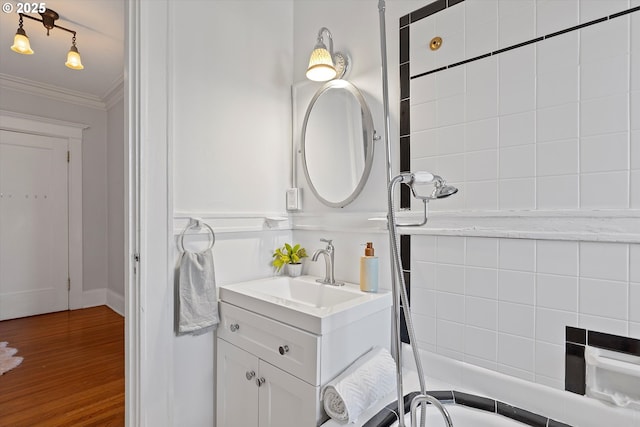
216,300,391,427
217,338,317,427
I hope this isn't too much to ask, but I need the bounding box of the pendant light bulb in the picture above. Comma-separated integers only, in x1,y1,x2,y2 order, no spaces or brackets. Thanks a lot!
11,26,34,55
65,40,84,70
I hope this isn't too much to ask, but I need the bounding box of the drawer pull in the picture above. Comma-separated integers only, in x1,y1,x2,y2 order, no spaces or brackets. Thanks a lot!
245,370,255,380
256,377,266,387
229,323,240,332
278,345,289,355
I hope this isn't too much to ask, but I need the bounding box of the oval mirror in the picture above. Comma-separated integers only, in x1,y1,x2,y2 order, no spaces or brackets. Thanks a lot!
301,80,376,208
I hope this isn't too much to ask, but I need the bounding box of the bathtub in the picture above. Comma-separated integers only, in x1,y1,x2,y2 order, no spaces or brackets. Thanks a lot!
321,370,571,427
393,404,532,427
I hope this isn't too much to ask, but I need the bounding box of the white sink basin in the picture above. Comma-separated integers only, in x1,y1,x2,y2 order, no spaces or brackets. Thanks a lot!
219,275,391,334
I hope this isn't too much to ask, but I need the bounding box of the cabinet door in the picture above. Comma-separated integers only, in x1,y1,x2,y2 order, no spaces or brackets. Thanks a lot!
258,360,319,427
217,339,259,427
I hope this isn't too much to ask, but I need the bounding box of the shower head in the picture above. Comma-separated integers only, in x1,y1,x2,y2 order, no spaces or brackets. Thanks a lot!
431,180,458,199
398,171,458,201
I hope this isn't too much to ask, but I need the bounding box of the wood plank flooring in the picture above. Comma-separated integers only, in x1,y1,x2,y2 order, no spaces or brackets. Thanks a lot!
0,306,124,427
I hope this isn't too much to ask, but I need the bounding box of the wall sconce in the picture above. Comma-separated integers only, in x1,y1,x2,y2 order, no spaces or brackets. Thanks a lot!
10,8,84,70
306,27,349,82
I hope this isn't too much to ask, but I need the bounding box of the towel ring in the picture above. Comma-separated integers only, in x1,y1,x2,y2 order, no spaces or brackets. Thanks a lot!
178,219,215,253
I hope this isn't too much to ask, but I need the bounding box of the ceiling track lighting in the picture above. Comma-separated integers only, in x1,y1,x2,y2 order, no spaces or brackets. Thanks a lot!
306,27,349,82
10,8,84,70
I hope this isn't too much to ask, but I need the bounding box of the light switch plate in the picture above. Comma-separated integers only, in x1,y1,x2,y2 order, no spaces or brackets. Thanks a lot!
286,188,301,211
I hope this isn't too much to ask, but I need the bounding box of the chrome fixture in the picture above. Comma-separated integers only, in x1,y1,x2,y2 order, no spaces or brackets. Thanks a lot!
399,172,458,201
393,172,458,227
387,172,458,427
306,27,349,81
378,1,454,424
311,239,343,286
10,7,84,70
410,394,453,427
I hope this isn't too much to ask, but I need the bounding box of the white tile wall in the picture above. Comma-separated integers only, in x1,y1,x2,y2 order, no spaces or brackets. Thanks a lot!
579,0,630,23
536,0,579,36
465,57,498,122
408,2,637,212
405,0,639,391
580,133,629,173
500,112,535,147
536,139,579,176
410,236,637,389
536,175,580,209
497,0,535,48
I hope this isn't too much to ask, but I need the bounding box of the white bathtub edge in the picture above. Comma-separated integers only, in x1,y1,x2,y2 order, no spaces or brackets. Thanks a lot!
412,347,640,427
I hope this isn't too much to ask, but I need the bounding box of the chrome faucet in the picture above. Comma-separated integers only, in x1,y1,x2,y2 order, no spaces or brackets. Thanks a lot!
311,239,343,286
410,394,453,427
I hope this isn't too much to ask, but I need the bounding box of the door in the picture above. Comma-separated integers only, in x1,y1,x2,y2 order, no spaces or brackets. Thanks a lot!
217,339,260,427
258,359,318,427
0,130,69,320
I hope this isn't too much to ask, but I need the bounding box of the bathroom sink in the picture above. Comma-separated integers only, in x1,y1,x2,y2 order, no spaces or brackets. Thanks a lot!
219,275,391,334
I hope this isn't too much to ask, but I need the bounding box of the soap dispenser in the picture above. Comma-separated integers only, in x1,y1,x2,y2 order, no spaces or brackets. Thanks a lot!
360,242,379,292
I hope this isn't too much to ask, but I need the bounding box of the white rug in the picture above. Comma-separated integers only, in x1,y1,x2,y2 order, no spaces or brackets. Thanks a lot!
0,341,23,375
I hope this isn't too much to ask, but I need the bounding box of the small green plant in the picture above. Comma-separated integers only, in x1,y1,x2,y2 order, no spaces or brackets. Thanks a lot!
272,243,308,272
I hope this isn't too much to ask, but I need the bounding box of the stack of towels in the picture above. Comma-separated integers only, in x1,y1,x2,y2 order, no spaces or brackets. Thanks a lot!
322,346,397,424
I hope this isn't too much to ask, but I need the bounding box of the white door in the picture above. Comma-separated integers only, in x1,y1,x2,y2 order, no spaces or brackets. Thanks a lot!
217,339,260,427
0,130,69,320
258,359,318,427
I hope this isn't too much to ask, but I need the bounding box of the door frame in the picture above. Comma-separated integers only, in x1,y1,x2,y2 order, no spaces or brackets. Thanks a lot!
0,110,84,310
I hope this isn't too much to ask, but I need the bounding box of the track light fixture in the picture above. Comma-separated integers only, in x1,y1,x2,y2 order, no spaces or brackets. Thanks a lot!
10,8,84,70
306,27,349,82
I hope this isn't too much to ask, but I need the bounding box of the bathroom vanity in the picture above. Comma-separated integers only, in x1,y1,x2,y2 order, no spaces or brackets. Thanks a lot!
216,276,392,427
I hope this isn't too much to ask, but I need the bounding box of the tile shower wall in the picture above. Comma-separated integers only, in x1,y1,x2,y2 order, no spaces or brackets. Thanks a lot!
403,0,640,211
411,235,640,389
401,0,640,391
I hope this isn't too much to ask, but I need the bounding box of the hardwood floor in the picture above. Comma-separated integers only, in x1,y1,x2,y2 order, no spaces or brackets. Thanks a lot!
0,306,124,427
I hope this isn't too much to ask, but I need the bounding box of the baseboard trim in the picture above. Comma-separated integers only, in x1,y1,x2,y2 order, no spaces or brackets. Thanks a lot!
82,289,107,308
107,289,125,317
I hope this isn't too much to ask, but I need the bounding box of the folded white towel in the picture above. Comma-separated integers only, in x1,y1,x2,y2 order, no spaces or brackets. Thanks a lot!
322,346,397,424
177,248,219,335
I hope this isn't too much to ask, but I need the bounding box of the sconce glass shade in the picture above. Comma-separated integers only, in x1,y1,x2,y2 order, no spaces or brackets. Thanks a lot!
306,45,337,82
11,28,34,55
65,45,84,70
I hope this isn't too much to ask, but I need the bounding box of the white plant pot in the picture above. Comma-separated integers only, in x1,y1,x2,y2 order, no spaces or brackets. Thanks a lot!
286,263,303,277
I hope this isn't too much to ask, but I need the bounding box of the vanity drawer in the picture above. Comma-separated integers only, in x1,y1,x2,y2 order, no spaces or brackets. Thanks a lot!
218,302,320,385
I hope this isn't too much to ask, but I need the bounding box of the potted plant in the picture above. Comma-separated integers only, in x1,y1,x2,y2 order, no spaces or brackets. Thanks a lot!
272,243,307,277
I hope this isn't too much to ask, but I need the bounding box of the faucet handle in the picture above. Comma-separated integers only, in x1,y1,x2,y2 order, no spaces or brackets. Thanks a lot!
320,238,333,247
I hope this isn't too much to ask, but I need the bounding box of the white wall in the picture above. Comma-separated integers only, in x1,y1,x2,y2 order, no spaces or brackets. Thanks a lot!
167,1,294,425
0,86,110,295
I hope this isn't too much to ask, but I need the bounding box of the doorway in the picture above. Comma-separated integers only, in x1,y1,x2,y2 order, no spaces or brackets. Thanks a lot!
0,130,69,320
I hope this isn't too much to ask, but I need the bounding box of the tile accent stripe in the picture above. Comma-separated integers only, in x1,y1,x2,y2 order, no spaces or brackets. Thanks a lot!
364,390,573,427
565,327,640,396
410,6,640,80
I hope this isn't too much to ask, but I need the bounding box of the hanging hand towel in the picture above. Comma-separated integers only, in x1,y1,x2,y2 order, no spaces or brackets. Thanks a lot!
177,248,219,335
322,346,397,424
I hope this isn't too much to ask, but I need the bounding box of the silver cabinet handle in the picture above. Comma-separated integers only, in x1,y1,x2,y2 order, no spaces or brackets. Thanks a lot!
278,345,289,355
246,370,255,380
256,377,266,387
230,323,240,332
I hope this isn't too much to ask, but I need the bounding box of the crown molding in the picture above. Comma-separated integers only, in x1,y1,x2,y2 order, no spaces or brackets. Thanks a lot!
103,75,125,110
0,73,107,110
